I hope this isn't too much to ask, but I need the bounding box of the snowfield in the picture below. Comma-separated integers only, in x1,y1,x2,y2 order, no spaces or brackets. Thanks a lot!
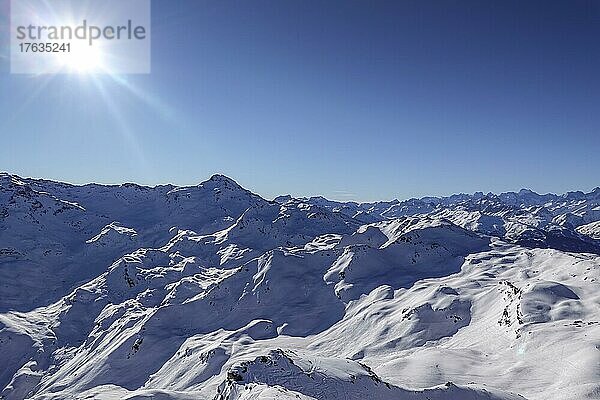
0,172,599,400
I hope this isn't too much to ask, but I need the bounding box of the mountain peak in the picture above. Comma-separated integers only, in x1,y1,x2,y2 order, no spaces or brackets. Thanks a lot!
518,188,537,195
208,174,240,185
274,194,293,204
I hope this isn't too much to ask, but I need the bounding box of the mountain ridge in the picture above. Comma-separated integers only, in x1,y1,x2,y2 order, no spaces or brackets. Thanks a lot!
3,170,598,207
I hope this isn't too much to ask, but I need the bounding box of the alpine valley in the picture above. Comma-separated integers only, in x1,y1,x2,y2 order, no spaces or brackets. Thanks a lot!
1,172,599,400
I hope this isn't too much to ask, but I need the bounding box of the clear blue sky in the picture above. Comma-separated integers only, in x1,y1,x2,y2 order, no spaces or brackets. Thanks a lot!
1,0,598,201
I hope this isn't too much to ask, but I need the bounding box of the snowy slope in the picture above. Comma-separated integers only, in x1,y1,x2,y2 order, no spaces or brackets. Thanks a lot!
1,173,599,400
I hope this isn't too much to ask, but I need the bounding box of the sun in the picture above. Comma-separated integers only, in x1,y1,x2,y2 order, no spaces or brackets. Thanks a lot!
58,43,106,74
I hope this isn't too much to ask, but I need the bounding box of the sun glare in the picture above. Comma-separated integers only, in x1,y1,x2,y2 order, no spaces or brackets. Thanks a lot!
58,43,106,74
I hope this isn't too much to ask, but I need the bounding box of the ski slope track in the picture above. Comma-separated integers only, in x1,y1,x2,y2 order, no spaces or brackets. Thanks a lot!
0,172,598,400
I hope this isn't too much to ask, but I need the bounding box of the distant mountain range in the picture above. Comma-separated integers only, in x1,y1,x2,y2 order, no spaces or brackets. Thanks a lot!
1,172,598,400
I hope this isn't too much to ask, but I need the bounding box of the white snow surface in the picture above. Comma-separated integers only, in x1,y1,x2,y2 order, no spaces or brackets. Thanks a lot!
0,173,599,400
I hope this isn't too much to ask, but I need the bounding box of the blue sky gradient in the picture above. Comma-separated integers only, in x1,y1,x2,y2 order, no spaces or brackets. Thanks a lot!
0,0,598,201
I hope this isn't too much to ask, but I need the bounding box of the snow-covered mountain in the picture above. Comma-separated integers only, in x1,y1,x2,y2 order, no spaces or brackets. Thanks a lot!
1,172,598,400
